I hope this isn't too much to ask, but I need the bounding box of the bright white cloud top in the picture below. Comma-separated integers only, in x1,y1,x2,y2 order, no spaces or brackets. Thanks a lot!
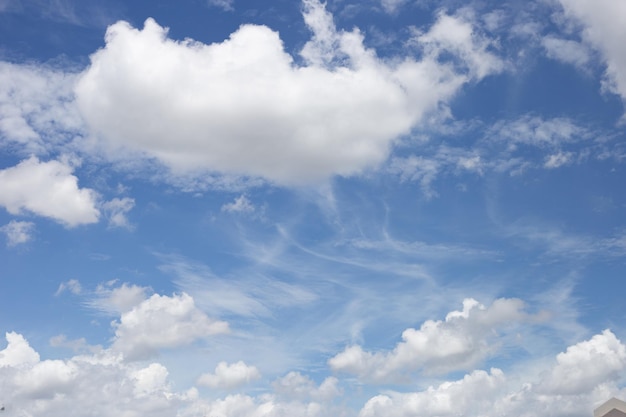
74,2,500,184
1,0,626,416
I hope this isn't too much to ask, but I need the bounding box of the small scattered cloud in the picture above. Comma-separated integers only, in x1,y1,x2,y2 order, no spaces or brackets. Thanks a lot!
207,0,233,11
414,11,505,79
380,0,407,14
55,279,82,296
1,220,34,246
221,195,255,214
544,151,573,168
542,35,591,69
102,197,135,229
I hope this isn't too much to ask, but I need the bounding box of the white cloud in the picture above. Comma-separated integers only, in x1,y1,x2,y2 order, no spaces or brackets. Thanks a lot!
359,368,506,417
487,115,587,149
221,195,255,214
164,255,318,318
329,298,530,382
102,197,135,229
14,359,78,398
0,333,194,417
537,329,626,395
0,332,40,367
380,0,407,14
386,115,596,195
197,361,261,389
0,157,100,227
184,392,344,417
272,372,340,402
111,292,229,360
207,0,233,11
0,220,34,246
49,335,99,353
415,11,504,79
86,281,150,315
0,62,83,155
542,36,591,68
388,155,441,198
132,363,170,397
544,151,572,168
1,325,625,417
74,1,501,185
55,279,82,296
358,330,626,417
558,0,626,106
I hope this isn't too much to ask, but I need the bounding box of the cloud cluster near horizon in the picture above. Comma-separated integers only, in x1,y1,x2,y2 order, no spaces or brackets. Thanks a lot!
1,289,625,417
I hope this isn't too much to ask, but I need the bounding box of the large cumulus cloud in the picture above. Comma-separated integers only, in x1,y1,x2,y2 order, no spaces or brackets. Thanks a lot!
74,0,501,185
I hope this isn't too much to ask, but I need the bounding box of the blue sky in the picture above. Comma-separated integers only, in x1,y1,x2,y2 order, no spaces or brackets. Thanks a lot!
1,0,626,415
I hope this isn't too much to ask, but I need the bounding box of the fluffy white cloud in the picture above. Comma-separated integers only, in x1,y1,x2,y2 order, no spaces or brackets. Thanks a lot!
359,368,506,417
182,392,343,417
358,330,626,417
538,329,626,395
14,359,78,398
329,298,529,382
0,332,40,367
0,334,193,417
111,292,229,360
0,156,100,227
0,220,34,246
74,1,501,185
1,326,625,417
197,361,261,389
558,0,626,106
131,363,170,397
